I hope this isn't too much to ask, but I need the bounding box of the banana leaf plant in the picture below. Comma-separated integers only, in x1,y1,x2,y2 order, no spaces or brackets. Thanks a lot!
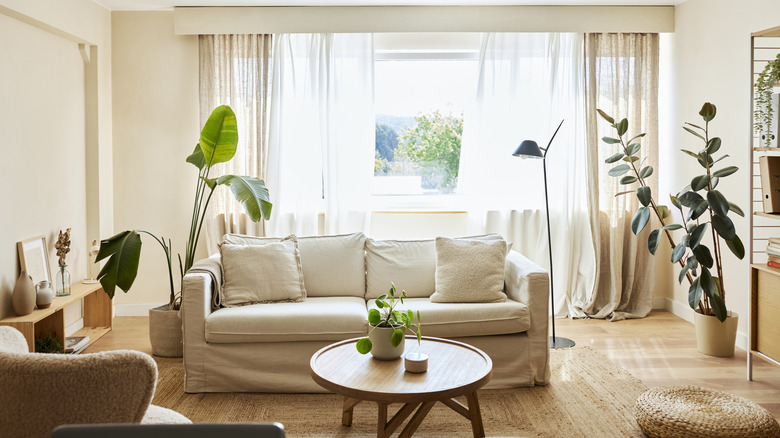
95,105,272,309
598,102,744,322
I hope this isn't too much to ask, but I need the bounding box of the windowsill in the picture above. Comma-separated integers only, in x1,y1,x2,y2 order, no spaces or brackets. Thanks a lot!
369,194,467,212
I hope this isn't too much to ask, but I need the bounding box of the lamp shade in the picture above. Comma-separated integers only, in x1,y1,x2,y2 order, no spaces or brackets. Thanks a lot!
512,140,544,159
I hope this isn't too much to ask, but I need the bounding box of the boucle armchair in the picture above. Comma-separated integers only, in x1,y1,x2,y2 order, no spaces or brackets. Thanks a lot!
0,326,189,438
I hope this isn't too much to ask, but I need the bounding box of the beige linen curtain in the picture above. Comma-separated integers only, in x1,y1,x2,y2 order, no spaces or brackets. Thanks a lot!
199,34,273,255
578,33,660,321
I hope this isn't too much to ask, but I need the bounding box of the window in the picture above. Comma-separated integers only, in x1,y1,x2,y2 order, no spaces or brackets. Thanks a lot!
373,34,479,198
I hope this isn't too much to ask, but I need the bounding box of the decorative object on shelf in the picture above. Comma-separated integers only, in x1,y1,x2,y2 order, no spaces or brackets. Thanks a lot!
754,53,780,148
404,351,428,373
54,228,72,296
512,119,575,350
34,333,64,354
17,235,52,286
598,102,744,357
356,282,422,360
83,240,100,284
64,335,90,354
759,156,780,212
35,280,54,309
12,270,36,316
766,237,780,269
94,105,273,357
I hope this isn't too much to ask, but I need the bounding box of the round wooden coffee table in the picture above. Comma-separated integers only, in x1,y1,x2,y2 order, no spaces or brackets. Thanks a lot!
310,336,493,438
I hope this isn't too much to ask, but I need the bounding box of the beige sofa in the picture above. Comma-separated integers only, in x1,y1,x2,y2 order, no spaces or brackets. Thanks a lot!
181,233,550,393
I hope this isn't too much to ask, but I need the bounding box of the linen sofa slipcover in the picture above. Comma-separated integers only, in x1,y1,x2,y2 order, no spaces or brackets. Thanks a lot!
182,233,550,393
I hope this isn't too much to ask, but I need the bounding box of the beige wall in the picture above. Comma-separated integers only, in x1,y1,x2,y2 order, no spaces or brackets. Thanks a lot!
111,11,200,310
667,0,780,348
0,0,111,323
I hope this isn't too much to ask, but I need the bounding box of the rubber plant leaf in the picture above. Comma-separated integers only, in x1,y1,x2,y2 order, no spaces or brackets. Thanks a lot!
689,223,708,249
726,235,746,260
95,230,142,299
631,207,651,235
199,105,239,167
215,175,273,222
712,215,736,240
707,190,729,217
596,109,615,124
688,277,702,310
636,186,651,207
648,229,661,255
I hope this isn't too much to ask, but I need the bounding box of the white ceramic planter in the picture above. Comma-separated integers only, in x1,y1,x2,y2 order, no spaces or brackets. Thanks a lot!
369,326,405,360
149,304,183,358
694,310,738,357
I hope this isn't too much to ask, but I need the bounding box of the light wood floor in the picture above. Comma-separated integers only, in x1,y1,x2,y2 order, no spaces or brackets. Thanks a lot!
85,310,780,419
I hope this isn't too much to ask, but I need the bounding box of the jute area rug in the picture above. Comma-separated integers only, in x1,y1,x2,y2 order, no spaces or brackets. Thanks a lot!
152,346,647,437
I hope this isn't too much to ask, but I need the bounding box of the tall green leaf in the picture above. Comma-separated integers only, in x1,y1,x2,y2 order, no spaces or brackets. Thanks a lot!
711,215,736,240
95,231,142,299
631,207,651,235
688,277,702,309
693,244,714,268
185,143,206,170
648,229,661,255
199,105,239,166
710,290,728,322
726,235,745,260
706,190,729,217
637,186,651,207
689,223,708,249
215,175,273,222
712,166,738,178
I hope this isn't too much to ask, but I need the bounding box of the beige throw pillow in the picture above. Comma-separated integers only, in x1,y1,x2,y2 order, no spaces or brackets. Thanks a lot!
430,237,507,303
365,239,436,299
219,236,306,306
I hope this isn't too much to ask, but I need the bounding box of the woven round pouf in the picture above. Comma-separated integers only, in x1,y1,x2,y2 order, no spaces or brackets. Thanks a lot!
635,385,780,438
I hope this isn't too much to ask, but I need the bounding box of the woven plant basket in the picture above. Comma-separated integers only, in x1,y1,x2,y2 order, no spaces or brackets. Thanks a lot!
149,305,183,358
635,385,780,438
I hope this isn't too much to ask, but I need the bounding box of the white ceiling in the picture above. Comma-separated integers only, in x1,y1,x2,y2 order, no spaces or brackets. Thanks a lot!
94,0,685,12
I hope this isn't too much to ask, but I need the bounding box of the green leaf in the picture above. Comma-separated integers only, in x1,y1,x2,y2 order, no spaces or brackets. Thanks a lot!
368,308,381,326
375,299,385,309
693,244,714,268
617,118,629,136
710,177,719,189
657,205,671,220
683,126,706,141
648,229,661,255
627,133,647,143
670,195,681,209
390,329,405,347
707,190,729,217
637,186,651,207
691,175,710,191
597,109,615,124
728,202,744,217
671,241,687,263
200,176,216,190
712,154,730,165
96,230,143,299
626,143,641,156
699,102,717,122
711,215,736,240
620,175,638,185
356,338,372,354
614,190,634,198
377,294,387,300
706,137,722,154
605,152,625,163
663,223,683,230
639,166,653,178
685,122,704,131
186,143,206,170
678,264,690,284
713,166,738,178
215,175,273,222
623,156,640,163
678,191,703,208
631,207,651,235
687,199,709,221
417,310,421,322
689,223,708,249
710,292,727,322
681,149,701,160
726,235,745,259
688,278,702,309
608,164,630,177
199,105,238,166
700,267,715,295
602,137,621,144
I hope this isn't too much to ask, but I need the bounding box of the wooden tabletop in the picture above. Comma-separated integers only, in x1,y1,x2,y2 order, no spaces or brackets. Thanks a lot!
310,336,493,404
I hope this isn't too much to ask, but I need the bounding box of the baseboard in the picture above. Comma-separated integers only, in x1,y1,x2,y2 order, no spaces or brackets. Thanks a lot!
115,304,158,317
652,296,667,310
661,297,748,352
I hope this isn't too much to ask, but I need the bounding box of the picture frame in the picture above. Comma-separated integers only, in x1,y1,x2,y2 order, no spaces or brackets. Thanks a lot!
17,235,52,286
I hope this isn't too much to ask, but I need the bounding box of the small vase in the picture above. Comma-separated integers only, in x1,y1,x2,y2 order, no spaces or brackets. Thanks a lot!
56,264,71,297
369,326,405,360
36,280,54,309
12,270,36,316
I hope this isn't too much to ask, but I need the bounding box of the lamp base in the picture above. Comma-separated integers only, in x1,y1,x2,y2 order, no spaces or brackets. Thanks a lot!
550,336,575,349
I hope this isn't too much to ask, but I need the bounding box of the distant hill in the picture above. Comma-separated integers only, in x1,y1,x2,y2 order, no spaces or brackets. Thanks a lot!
376,114,416,133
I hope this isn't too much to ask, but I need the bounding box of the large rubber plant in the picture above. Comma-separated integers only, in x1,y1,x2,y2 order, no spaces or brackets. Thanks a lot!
95,105,272,309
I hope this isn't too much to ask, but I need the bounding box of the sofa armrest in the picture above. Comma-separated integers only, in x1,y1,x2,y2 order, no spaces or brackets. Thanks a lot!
504,250,550,385
181,256,220,392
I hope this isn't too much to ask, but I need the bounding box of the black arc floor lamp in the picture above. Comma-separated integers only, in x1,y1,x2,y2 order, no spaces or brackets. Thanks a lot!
512,119,575,349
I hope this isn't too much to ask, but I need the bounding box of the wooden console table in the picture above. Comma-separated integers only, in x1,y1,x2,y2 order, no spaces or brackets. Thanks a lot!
0,282,112,352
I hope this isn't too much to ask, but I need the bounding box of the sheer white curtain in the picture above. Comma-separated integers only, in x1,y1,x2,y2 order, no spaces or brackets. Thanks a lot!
199,34,273,255
459,33,596,318
265,34,374,237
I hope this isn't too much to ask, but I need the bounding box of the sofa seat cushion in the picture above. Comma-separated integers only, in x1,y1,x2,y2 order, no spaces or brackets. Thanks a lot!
366,297,530,338
206,297,368,343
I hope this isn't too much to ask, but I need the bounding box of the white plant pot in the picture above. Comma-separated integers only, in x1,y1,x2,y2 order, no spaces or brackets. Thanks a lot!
369,326,405,360
694,310,738,358
149,304,183,358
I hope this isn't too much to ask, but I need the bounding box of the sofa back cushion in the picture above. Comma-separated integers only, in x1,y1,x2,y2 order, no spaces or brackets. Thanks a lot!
365,239,436,299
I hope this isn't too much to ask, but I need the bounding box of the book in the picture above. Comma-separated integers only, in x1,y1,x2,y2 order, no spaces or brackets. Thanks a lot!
65,336,90,354
769,237,780,245
768,260,780,269
769,254,780,264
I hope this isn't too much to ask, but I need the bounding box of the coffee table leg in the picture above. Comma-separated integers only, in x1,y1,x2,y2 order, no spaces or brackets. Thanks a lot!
377,402,389,438
465,392,485,438
342,397,361,427
397,401,436,438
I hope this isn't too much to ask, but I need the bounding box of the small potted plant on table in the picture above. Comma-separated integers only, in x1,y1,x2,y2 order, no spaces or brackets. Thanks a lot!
357,283,422,362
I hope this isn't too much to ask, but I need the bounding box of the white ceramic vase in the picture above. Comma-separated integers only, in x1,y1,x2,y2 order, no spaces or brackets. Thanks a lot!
369,326,405,360
35,280,54,309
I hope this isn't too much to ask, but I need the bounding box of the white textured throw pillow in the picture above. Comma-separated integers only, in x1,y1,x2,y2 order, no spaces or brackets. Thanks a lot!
219,236,306,306
430,236,507,303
